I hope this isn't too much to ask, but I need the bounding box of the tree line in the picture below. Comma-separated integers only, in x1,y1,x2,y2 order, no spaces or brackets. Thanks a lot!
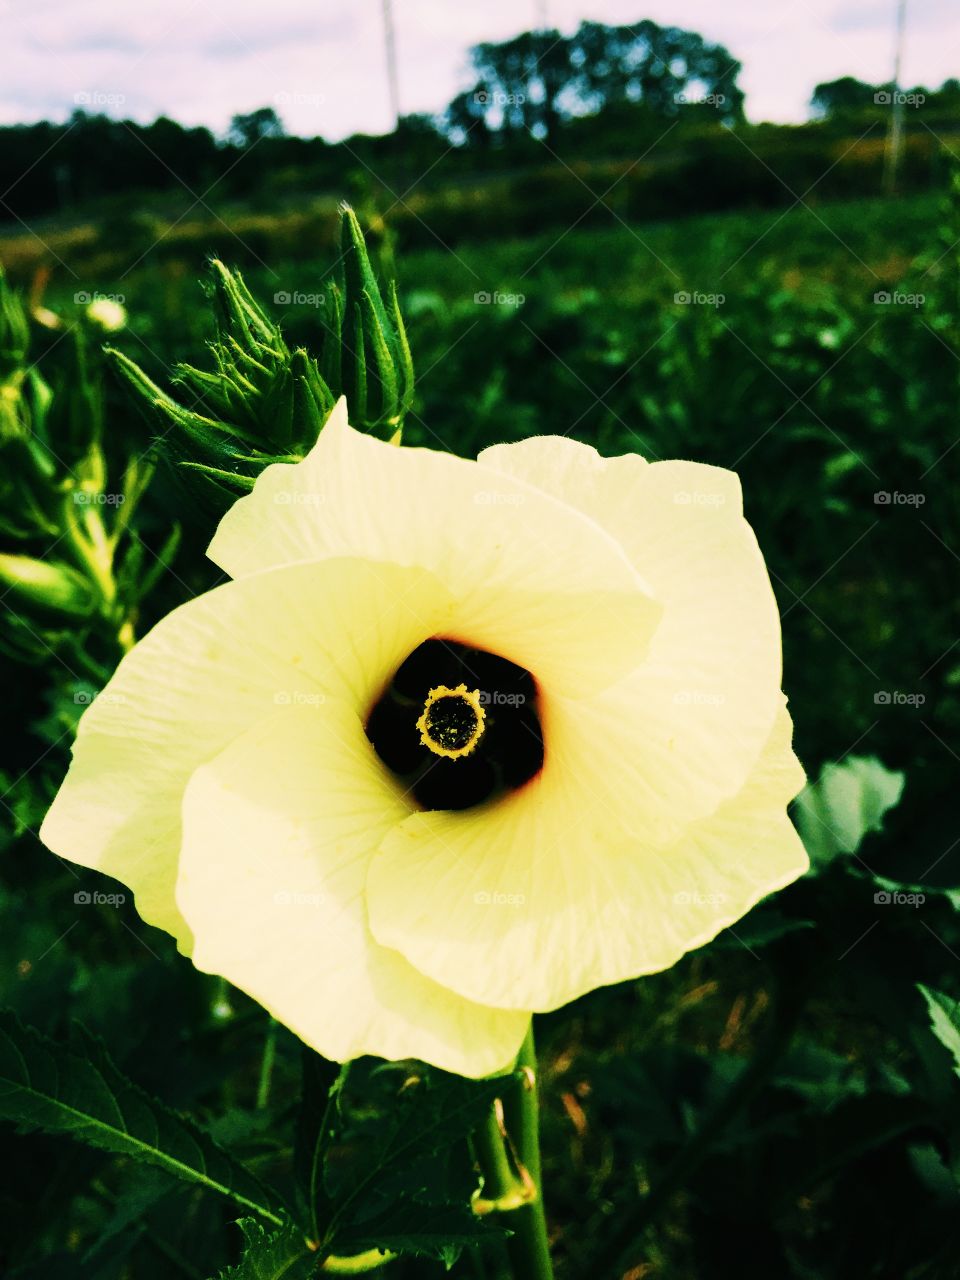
0,18,957,226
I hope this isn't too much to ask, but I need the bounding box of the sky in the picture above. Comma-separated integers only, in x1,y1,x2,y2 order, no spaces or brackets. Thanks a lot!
0,0,958,139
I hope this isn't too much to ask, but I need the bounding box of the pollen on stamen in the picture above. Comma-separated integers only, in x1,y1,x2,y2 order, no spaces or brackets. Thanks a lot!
416,683,486,760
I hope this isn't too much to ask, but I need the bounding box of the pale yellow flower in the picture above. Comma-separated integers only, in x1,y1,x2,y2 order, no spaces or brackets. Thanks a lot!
41,399,807,1076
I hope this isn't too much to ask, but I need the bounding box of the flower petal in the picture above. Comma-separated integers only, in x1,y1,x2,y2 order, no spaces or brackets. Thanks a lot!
40,558,452,946
208,400,661,696
367,700,807,1012
176,701,529,1076
480,436,784,832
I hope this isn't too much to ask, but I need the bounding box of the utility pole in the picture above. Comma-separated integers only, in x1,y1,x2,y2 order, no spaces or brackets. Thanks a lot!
381,0,401,130
535,0,548,30
883,0,907,196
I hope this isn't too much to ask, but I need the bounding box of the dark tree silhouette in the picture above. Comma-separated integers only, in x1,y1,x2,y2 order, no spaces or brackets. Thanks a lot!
811,76,880,116
227,107,285,149
468,29,574,140
448,19,746,142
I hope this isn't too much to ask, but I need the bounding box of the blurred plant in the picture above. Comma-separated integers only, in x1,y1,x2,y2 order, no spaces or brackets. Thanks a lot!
108,204,414,514
0,268,176,675
915,152,960,361
85,296,127,333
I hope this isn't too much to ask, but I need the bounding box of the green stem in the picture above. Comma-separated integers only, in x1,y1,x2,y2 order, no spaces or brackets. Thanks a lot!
503,1026,542,1189
473,1105,525,1211
474,1021,554,1280
61,494,116,606
255,1017,277,1110
500,1024,553,1280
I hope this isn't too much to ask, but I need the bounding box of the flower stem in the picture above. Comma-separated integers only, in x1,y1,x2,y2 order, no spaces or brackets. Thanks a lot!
473,1104,525,1210
474,1022,554,1280
500,1023,553,1280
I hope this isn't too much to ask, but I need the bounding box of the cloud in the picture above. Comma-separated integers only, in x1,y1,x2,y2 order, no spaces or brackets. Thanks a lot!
27,30,147,55
199,15,357,59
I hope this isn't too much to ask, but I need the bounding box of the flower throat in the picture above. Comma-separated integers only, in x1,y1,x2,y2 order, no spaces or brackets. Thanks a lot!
365,639,544,811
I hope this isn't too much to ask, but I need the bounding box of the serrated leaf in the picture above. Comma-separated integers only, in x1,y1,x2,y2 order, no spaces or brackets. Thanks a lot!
319,1068,506,1259
793,755,904,870
918,985,960,1078
213,1217,316,1280
323,1071,502,1208
337,1201,504,1270
0,1009,284,1224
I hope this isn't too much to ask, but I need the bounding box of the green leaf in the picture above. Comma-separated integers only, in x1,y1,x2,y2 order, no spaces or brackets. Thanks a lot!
293,1050,346,1236
336,1201,503,1269
793,755,905,870
773,1039,908,1103
712,904,814,950
213,1218,316,1280
323,1069,501,1206
0,265,30,374
918,985,960,1078
0,1010,284,1224
81,1165,178,1265
318,1065,507,1263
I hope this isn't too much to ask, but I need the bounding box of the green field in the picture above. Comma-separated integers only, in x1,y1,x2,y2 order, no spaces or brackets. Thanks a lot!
37,189,953,771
